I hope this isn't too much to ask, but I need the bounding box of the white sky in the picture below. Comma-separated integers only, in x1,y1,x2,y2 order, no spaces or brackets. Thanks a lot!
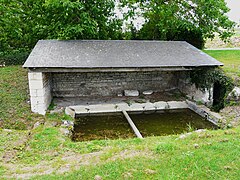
226,0,240,23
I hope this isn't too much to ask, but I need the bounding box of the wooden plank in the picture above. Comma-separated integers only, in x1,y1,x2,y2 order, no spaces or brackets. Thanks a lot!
122,110,143,139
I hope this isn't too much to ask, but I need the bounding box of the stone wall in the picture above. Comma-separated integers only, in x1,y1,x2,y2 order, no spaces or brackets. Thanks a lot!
28,70,213,115
52,71,178,97
177,72,213,105
28,72,52,115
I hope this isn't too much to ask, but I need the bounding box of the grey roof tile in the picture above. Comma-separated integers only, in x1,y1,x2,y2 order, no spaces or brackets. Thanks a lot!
23,40,223,68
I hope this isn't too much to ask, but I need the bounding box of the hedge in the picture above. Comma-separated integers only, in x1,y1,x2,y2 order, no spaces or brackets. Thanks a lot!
0,49,30,66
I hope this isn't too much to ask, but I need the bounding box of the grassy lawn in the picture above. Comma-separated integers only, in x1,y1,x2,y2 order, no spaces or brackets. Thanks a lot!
0,66,72,130
0,50,239,179
204,50,240,79
0,125,240,179
0,66,47,130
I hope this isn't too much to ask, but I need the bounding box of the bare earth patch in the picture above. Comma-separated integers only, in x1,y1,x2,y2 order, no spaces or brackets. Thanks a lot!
220,105,240,126
2,151,102,179
1,146,154,179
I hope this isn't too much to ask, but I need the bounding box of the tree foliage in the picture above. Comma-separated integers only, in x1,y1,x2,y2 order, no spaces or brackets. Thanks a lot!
0,0,236,53
0,0,122,51
121,0,235,49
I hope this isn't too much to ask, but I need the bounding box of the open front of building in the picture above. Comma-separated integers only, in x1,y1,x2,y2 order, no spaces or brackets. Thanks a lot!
51,71,179,97
23,40,223,115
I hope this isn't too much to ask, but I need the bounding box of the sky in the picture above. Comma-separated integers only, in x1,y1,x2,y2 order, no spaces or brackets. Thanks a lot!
226,0,240,23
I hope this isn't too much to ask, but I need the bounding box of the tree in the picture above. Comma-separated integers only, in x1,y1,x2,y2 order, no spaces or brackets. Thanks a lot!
0,0,236,52
0,0,123,51
120,0,235,49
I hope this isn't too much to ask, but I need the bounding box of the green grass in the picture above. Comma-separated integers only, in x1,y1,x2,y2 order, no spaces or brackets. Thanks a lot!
0,50,240,179
204,50,240,79
0,66,39,129
0,66,69,130
0,125,239,179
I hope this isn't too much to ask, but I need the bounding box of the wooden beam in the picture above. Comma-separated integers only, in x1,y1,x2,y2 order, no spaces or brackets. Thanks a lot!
122,110,143,139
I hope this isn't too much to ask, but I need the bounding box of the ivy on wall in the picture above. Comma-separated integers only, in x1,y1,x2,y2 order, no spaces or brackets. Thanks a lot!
190,67,234,112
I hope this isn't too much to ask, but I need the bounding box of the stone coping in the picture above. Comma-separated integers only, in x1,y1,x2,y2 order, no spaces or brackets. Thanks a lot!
65,101,188,117
65,100,222,126
186,100,222,126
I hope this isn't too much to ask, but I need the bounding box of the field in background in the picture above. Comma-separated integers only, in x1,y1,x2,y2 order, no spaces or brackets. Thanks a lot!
205,50,240,82
205,28,240,49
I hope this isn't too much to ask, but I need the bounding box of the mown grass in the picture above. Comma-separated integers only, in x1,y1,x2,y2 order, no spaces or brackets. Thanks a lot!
0,66,67,130
0,66,39,129
204,50,240,79
0,124,239,179
0,50,240,178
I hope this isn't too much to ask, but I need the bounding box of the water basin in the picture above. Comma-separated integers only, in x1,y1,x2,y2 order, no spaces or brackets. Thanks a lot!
72,109,217,141
129,109,217,137
72,113,135,141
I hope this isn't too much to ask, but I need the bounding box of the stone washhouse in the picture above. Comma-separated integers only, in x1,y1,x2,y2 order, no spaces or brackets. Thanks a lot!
23,40,223,115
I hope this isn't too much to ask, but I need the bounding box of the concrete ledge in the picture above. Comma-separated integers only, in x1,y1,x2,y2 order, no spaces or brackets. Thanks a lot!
186,100,222,126
167,101,189,109
65,100,222,128
65,101,188,118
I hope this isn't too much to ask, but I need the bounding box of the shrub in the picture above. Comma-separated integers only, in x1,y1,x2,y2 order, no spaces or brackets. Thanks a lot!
0,49,30,66
190,67,234,112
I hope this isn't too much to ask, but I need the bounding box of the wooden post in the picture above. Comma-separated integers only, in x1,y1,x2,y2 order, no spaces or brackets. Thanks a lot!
122,110,143,139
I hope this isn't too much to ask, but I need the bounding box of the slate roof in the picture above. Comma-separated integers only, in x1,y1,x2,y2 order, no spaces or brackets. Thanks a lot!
23,40,223,68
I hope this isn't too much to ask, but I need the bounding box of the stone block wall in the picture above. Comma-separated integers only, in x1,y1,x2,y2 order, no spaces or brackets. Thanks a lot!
177,72,213,105
28,72,52,115
51,71,178,97
28,70,213,115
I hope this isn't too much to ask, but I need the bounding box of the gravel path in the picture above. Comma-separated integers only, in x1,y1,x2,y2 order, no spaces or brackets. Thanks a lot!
205,48,240,50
